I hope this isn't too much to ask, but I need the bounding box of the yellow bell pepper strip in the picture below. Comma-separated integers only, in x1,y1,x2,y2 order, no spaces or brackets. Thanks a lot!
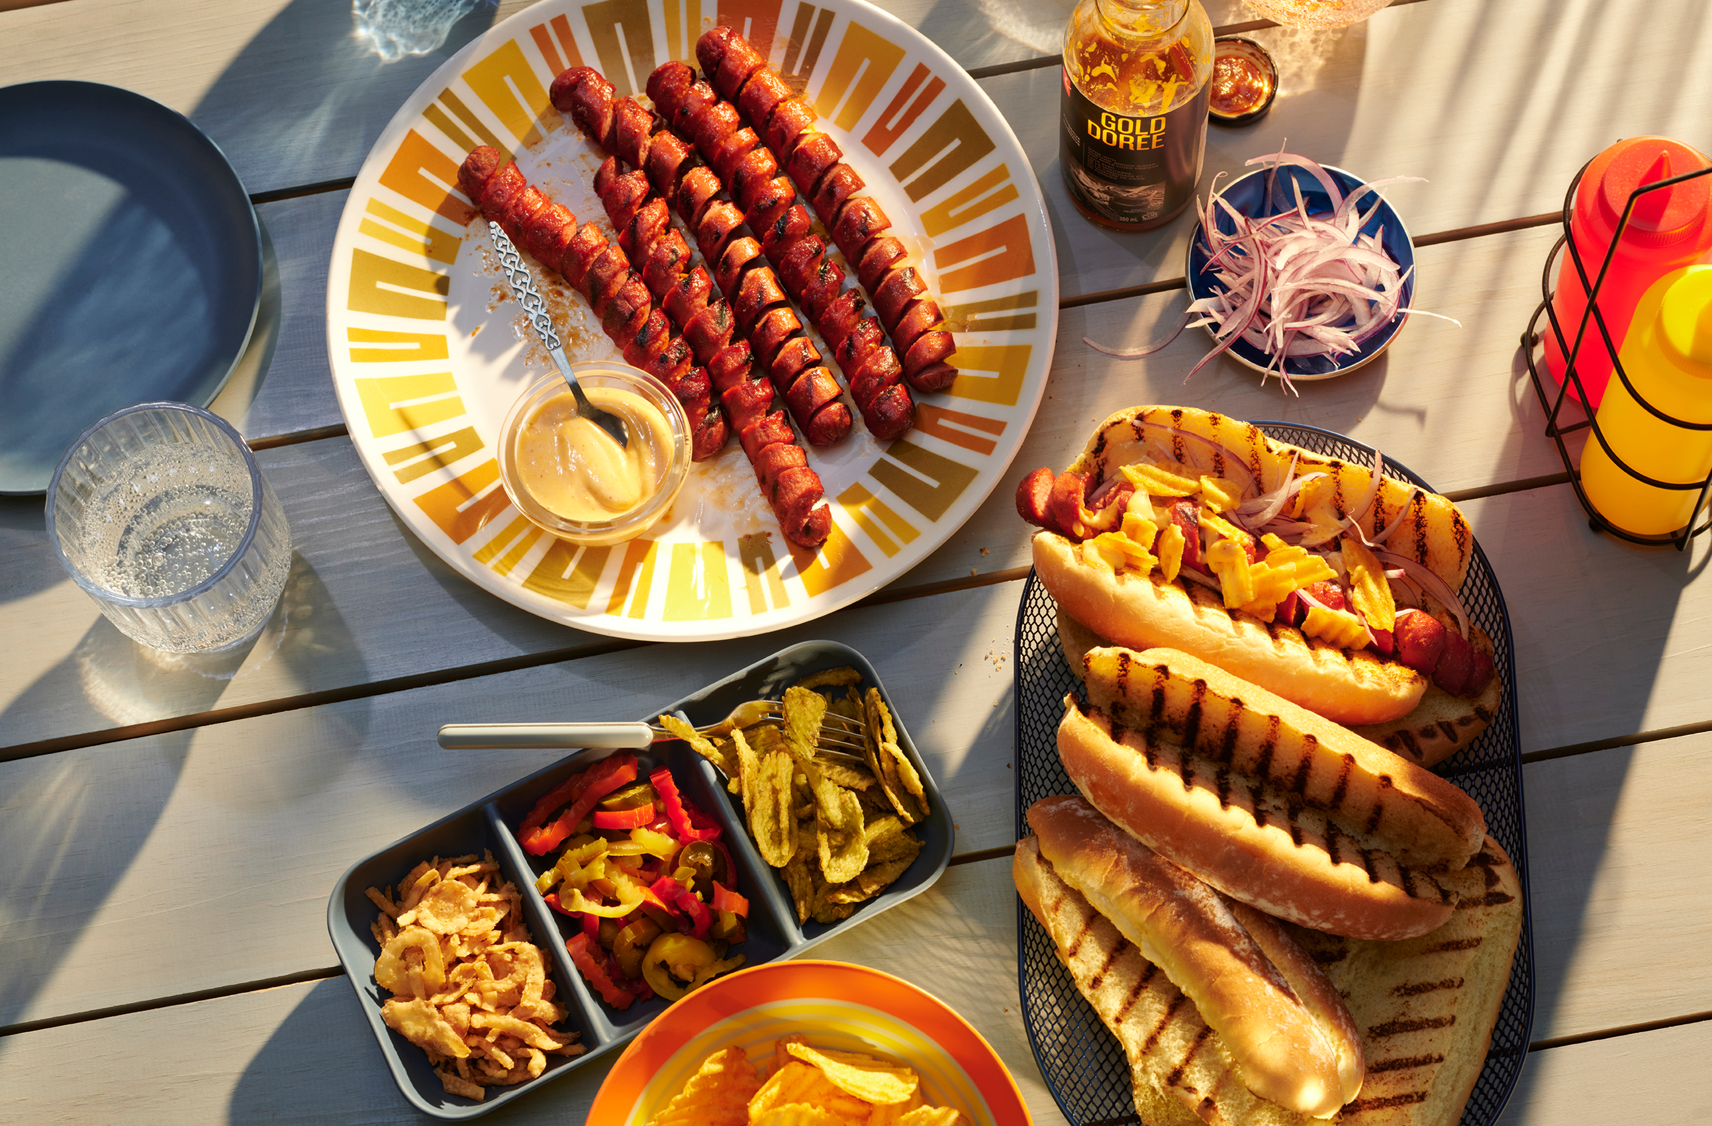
567,932,635,1010
590,803,655,831
649,766,722,843
535,837,609,895
642,933,718,1001
558,872,647,918
521,753,638,855
1341,536,1396,632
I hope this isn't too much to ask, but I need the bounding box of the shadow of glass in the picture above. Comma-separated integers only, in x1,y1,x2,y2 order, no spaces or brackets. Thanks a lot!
186,0,511,194
0,549,371,756
0,728,192,1028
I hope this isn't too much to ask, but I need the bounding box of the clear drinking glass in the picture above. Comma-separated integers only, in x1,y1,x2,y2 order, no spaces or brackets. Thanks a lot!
46,402,292,653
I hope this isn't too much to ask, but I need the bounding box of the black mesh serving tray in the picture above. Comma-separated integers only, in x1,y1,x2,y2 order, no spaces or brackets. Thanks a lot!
1011,421,1535,1126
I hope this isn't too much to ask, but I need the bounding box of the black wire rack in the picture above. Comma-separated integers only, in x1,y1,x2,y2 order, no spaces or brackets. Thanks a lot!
1011,423,1535,1126
1523,156,1712,548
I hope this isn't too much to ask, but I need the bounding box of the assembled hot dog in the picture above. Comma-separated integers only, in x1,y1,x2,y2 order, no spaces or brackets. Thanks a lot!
1059,645,1487,941
1019,405,1497,727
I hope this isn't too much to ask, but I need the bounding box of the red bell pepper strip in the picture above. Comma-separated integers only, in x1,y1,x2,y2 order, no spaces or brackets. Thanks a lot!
522,753,638,855
591,803,655,830
673,885,714,939
567,932,633,1010
543,892,575,917
519,771,592,841
581,910,601,941
711,881,749,916
648,766,721,843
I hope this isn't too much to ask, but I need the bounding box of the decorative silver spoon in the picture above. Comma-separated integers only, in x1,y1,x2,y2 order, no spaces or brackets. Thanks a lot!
486,220,627,449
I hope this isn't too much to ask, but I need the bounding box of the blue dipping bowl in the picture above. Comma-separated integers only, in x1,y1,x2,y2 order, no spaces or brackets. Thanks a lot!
1186,163,1416,380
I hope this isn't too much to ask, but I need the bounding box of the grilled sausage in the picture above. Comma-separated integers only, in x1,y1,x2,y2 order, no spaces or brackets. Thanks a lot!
552,68,833,547
649,58,914,441
695,26,961,398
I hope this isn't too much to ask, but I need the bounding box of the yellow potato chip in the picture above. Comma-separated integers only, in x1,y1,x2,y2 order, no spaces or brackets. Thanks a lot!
783,684,828,754
781,850,815,924
750,1105,851,1126
866,1089,927,1126
856,849,922,897
793,666,863,691
659,713,740,777
896,1108,962,1125
646,1045,761,1126
747,748,799,867
786,1043,919,1105
749,1061,826,1118
818,788,869,883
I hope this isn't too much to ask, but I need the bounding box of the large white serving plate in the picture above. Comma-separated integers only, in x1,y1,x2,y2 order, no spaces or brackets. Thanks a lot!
325,0,1057,641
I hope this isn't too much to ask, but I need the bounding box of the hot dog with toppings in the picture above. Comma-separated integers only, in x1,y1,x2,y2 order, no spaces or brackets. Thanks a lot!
1017,406,1498,728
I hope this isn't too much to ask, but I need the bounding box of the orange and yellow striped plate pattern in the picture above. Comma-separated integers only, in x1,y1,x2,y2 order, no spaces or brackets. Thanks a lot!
326,0,1057,641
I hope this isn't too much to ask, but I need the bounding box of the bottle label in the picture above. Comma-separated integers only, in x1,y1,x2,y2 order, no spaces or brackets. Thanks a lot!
1060,71,1210,227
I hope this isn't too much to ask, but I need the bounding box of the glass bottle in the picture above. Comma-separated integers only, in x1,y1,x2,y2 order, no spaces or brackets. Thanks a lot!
1061,0,1215,231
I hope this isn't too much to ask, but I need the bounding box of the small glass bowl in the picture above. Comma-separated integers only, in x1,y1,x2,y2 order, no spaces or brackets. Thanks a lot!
498,362,691,546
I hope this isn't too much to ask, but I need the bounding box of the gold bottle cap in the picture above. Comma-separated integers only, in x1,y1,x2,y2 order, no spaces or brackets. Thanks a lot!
1208,37,1278,126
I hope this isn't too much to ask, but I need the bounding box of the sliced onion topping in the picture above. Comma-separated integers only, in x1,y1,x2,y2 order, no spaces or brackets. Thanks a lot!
1376,550,1471,639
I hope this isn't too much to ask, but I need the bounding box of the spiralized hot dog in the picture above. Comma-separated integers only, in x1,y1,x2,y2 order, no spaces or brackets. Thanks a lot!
550,68,854,452
549,68,833,547
456,147,731,462
694,27,959,396
645,59,917,440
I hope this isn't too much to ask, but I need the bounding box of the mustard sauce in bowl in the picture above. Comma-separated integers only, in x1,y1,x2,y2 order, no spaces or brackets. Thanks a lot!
499,364,690,546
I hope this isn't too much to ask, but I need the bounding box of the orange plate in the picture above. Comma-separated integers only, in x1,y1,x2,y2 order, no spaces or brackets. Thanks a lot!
590,960,1032,1125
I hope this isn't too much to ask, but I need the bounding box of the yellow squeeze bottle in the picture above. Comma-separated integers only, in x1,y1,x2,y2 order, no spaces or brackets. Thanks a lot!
1579,265,1712,536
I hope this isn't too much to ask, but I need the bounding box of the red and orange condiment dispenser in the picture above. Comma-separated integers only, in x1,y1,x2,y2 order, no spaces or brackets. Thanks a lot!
1542,137,1712,407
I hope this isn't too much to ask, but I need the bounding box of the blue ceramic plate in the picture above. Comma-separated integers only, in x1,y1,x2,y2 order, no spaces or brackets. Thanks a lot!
0,81,261,494
1185,163,1415,381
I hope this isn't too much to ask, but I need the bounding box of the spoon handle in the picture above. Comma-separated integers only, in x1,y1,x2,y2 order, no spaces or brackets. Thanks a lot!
487,221,561,352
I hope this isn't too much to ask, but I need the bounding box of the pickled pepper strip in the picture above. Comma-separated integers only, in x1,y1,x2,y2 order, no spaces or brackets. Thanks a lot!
522,753,639,855
591,803,656,830
649,766,722,843
567,932,634,1009
673,886,714,939
711,881,749,916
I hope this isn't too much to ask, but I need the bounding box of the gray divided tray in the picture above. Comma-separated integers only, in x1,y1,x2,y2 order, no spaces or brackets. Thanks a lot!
327,640,953,1118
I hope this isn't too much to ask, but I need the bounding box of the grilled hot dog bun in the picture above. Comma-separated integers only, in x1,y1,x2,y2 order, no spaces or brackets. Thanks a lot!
1057,607,1501,769
1059,646,1487,940
1028,795,1364,1117
1013,830,1524,1126
1035,531,1426,725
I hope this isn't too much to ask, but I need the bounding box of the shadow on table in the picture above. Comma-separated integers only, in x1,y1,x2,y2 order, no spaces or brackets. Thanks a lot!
227,976,613,1122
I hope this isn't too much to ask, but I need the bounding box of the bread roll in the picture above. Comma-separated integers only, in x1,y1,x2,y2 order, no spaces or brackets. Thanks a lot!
1014,834,1314,1126
1058,647,1488,940
1028,795,1363,1117
1012,832,1524,1126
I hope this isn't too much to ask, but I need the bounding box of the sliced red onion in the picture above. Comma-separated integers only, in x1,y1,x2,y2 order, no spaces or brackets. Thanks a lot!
1162,152,1456,390
1376,550,1470,639
1233,452,1301,526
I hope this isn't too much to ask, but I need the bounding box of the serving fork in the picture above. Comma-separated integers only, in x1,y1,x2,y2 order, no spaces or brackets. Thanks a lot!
437,697,871,766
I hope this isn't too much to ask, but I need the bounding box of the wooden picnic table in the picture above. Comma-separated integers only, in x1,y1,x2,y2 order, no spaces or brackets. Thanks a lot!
2,0,1709,1121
